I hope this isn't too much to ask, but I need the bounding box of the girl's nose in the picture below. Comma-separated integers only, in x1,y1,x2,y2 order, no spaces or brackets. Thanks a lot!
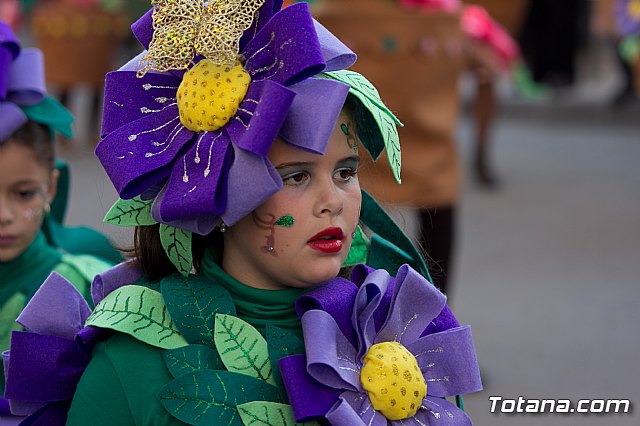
314,179,344,217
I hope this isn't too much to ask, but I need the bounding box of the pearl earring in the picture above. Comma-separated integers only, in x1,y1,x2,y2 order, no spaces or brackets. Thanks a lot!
219,222,227,233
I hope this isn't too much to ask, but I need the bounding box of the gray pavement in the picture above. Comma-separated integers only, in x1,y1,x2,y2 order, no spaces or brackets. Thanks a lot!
57,93,640,425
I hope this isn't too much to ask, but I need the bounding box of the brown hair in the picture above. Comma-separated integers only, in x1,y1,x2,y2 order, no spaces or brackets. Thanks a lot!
1,121,55,169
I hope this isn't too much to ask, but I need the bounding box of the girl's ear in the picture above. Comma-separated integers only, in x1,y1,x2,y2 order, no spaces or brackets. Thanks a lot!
47,168,60,205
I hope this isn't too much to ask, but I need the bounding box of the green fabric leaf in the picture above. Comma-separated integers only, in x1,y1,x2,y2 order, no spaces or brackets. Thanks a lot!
163,344,224,379
237,401,317,426
158,370,281,426
85,285,188,349
21,96,74,139
162,274,236,346
360,189,431,281
0,293,26,354
343,225,369,267
620,35,640,63
321,69,402,183
160,224,193,277
265,325,304,400
104,196,156,227
214,314,275,385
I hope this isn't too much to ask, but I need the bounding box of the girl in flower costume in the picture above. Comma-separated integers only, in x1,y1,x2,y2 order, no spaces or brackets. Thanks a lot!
3,1,482,425
0,20,117,418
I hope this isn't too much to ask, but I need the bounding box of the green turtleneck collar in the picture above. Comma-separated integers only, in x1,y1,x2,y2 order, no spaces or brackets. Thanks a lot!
0,231,62,305
199,245,309,339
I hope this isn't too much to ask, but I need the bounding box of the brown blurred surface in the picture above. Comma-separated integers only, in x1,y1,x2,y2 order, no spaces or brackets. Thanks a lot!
316,0,464,209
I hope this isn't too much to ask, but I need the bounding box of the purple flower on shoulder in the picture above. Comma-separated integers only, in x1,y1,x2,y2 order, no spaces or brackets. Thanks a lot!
286,265,482,425
615,0,640,37
96,1,354,233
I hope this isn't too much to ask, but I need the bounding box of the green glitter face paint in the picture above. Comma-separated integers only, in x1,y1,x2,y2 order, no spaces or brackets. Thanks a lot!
274,215,294,227
340,121,358,154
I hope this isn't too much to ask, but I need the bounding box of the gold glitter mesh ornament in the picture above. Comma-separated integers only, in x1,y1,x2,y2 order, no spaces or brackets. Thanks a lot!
138,0,266,77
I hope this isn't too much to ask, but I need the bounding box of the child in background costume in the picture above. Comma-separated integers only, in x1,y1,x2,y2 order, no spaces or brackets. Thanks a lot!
0,19,116,417
3,2,482,425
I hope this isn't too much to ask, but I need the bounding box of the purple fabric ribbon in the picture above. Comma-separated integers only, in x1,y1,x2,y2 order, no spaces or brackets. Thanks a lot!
3,273,105,417
0,22,46,141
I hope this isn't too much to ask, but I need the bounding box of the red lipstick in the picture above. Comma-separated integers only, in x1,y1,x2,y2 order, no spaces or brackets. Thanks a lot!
307,227,344,253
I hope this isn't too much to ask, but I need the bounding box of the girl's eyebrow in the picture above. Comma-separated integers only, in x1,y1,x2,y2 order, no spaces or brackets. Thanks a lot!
339,155,360,165
275,161,314,170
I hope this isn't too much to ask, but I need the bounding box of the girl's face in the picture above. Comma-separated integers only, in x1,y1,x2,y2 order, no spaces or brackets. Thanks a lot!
0,143,57,262
223,110,362,290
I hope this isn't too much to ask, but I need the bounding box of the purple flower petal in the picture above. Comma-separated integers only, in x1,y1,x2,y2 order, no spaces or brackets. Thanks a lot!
225,79,295,156
239,0,283,52
7,48,45,106
296,277,359,346
312,20,357,71
0,102,27,141
221,145,282,226
407,326,482,397
158,131,232,221
151,183,220,235
91,261,143,306
101,71,179,138
95,107,195,199
243,3,325,87
301,310,360,392
352,268,394,359
17,272,90,339
375,265,446,346
279,354,342,422
420,397,473,425
279,78,350,154
325,391,386,426
131,7,153,50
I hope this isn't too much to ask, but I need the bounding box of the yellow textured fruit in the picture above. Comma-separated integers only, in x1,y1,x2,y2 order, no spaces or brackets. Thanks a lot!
176,59,251,132
360,341,426,420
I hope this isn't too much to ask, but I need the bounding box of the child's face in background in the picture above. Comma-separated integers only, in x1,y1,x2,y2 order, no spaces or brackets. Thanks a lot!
0,143,57,262
223,110,361,290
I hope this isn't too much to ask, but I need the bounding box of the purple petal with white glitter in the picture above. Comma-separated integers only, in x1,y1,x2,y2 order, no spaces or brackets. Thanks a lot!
301,310,360,392
420,397,473,426
279,78,349,154
325,391,386,426
96,107,195,199
101,71,179,138
158,131,232,221
408,326,482,397
221,145,282,226
375,265,447,346
243,3,325,86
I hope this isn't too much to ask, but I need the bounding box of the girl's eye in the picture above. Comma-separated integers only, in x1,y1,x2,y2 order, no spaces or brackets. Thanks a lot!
17,190,38,201
335,168,358,182
282,172,309,186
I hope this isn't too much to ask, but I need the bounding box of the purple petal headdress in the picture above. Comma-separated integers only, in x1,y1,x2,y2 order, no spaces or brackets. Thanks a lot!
96,1,356,234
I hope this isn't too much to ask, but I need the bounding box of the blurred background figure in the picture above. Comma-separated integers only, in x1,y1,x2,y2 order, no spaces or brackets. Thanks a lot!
26,1,137,140
462,0,528,188
308,0,466,295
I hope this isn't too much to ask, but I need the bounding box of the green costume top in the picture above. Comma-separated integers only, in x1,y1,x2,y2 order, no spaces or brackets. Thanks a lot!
0,232,113,393
67,246,309,425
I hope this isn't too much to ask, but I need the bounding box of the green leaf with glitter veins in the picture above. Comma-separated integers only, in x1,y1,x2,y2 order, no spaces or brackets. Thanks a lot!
214,314,275,385
321,70,402,183
237,401,319,426
85,285,187,349
274,215,294,227
163,344,224,379
161,273,236,346
158,370,282,426
104,196,156,226
160,224,192,277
